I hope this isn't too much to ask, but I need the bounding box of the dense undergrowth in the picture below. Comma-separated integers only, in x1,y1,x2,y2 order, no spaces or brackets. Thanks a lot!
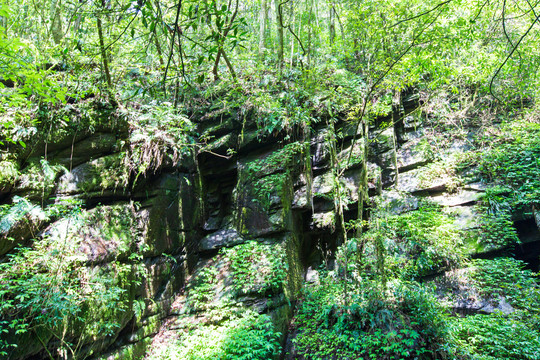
290,254,540,360
2,0,540,358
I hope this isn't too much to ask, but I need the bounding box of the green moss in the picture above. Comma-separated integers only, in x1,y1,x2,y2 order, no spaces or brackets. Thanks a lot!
38,100,126,145
78,153,129,193
17,158,65,198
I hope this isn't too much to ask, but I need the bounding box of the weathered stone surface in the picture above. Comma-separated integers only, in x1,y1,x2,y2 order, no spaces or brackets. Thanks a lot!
0,160,18,194
377,190,419,215
400,128,425,143
203,133,237,153
430,190,481,207
337,139,365,168
40,204,139,263
137,173,201,257
464,182,489,192
396,138,433,171
403,114,422,131
311,129,330,169
0,199,47,256
54,133,118,166
372,127,395,155
378,149,397,186
444,206,479,230
396,167,448,193
292,186,311,209
433,267,515,316
13,159,65,199
312,172,333,195
200,228,244,251
535,207,540,230
56,153,128,195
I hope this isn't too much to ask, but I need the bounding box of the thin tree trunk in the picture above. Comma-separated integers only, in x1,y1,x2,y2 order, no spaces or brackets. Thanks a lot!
153,0,165,66
212,49,222,80
211,0,239,80
49,0,63,44
221,49,237,79
155,37,164,66
96,2,112,95
329,3,336,45
289,1,295,69
275,0,284,69
258,0,268,60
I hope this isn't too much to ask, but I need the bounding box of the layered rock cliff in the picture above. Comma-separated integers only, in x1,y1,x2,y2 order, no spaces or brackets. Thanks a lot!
1,91,539,359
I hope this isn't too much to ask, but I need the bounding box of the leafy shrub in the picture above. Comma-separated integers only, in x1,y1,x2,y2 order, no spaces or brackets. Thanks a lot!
150,310,281,360
451,313,540,360
475,186,520,251
477,211,519,251
469,258,539,309
125,103,196,178
478,120,540,211
185,265,220,311
0,160,18,189
360,204,464,280
0,203,145,357
292,275,450,360
221,241,288,296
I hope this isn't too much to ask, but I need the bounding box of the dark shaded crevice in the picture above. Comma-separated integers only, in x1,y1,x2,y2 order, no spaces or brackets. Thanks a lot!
472,218,540,271
514,218,540,271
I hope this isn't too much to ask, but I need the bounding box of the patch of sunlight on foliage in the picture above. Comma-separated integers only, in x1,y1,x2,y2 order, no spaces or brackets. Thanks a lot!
450,312,540,360
221,240,288,296
478,119,540,211
149,311,280,360
358,202,464,280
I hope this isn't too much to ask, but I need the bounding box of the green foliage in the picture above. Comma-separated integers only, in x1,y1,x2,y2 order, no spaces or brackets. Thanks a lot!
360,203,464,280
469,258,539,309
17,158,66,199
221,241,287,296
451,313,540,360
185,265,220,312
292,274,450,360
477,209,519,251
0,160,18,188
125,103,196,178
0,196,43,234
150,310,280,360
242,142,307,210
478,120,540,211
0,202,146,357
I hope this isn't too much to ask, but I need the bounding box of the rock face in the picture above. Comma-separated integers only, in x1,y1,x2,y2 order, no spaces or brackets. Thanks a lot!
4,92,531,359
